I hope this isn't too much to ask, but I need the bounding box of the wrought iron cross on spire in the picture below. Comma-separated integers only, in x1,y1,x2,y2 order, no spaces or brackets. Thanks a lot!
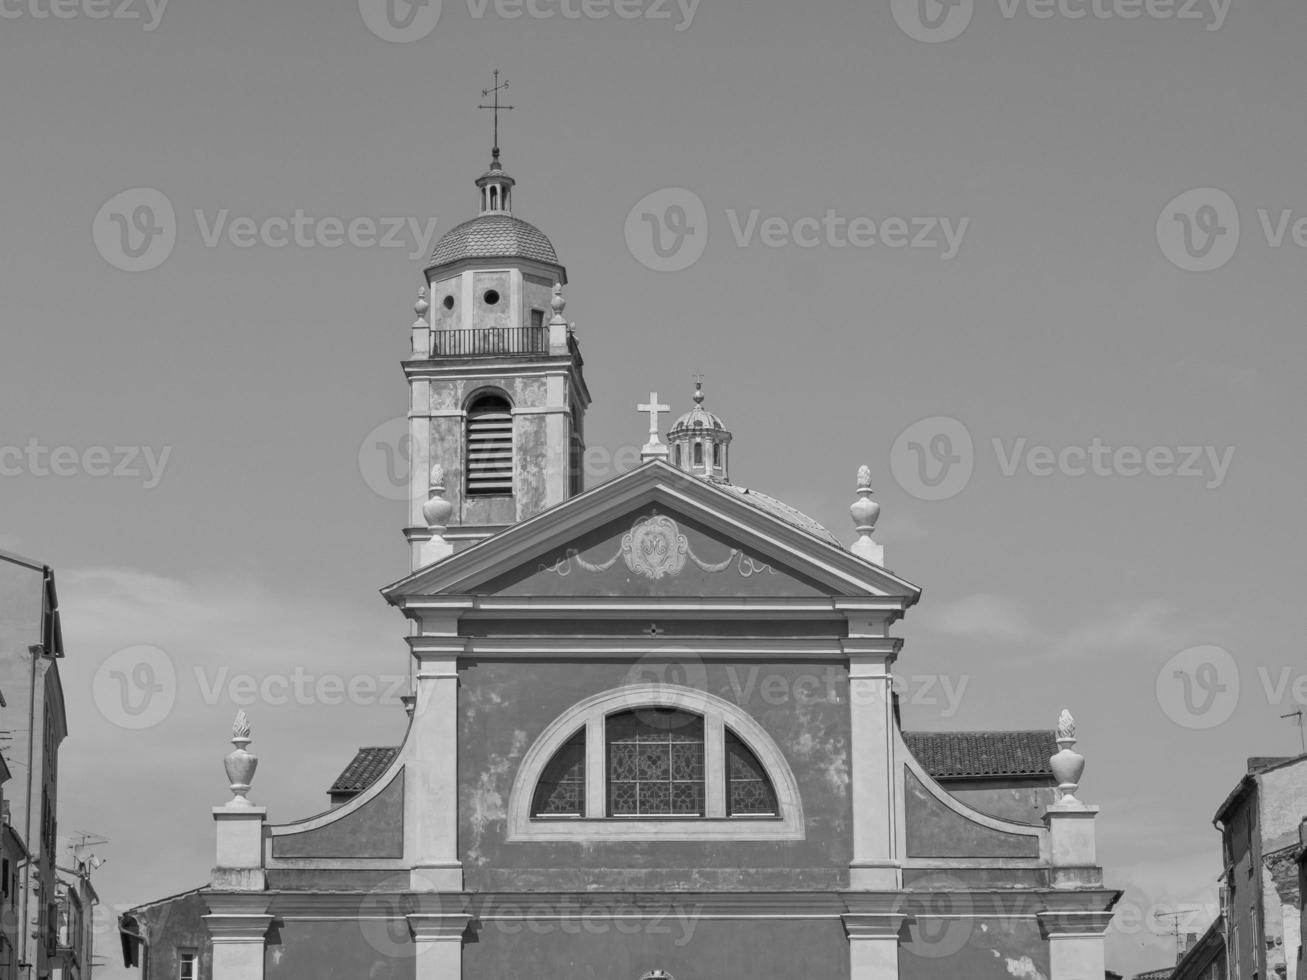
478,69,514,164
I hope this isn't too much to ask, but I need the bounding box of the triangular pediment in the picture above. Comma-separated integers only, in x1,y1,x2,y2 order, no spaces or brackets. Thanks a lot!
383,462,920,602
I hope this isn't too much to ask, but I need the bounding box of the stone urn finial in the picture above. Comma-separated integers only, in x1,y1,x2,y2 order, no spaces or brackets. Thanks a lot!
422,463,453,532
850,465,883,565
550,282,567,323
1050,708,1085,804
224,711,258,807
414,285,430,322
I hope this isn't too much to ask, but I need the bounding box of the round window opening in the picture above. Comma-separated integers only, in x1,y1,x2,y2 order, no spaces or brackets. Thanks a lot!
483,289,501,306
442,295,455,311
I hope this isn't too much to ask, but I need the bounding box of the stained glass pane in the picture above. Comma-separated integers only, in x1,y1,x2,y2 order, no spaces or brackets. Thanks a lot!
726,729,778,816
606,709,704,816
531,730,586,817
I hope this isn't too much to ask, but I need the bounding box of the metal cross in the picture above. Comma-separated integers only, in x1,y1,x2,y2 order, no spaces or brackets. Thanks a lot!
637,392,670,440
478,69,514,162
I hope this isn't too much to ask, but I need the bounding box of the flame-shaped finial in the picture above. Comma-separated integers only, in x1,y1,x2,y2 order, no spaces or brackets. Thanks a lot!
224,711,258,806
1057,709,1076,741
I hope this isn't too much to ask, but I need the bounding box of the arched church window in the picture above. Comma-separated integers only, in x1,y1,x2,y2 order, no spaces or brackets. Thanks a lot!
518,686,798,839
530,729,586,816
725,729,777,815
607,709,704,816
466,393,514,496
712,443,721,468
693,443,703,467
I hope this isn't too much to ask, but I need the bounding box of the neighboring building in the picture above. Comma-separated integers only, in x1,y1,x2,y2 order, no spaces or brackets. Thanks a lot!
0,753,26,980
120,140,1120,980
1214,755,1307,980
1298,818,1306,980
0,550,68,980
1172,915,1229,980
52,848,100,980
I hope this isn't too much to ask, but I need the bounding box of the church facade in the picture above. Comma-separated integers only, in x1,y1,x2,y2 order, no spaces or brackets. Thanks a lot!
120,145,1120,980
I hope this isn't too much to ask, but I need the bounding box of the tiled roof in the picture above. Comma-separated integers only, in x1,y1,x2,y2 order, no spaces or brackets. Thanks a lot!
328,746,399,794
331,731,1056,798
716,484,842,547
902,730,1057,779
428,214,560,267
1131,969,1175,980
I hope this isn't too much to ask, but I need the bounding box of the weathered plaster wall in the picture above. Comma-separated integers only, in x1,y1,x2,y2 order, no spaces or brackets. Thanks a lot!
903,771,1040,859
470,271,512,330
462,914,849,980
270,771,404,859
934,779,1058,826
133,891,211,980
265,918,414,980
458,658,852,891
481,509,832,599
900,914,1050,980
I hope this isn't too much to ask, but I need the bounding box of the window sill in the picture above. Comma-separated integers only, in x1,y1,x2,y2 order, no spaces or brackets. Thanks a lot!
513,814,799,842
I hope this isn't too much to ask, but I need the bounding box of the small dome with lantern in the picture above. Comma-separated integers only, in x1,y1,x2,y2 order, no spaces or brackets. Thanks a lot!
668,380,733,482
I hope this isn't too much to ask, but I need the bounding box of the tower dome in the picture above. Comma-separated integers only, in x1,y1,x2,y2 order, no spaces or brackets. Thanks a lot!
426,156,564,276
668,380,733,481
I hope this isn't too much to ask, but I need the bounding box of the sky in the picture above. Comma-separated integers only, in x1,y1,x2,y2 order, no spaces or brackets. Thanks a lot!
2,0,1306,976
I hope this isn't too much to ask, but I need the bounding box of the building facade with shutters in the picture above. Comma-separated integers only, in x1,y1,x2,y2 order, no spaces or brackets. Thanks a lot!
119,147,1119,980
0,550,68,980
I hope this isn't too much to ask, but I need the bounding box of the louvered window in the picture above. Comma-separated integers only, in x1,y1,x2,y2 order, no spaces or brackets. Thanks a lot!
466,394,514,496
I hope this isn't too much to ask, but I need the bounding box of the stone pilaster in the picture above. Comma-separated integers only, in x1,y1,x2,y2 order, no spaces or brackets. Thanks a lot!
845,637,903,890
408,907,471,980
408,631,464,892
1037,908,1116,980
843,893,908,980
204,894,273,980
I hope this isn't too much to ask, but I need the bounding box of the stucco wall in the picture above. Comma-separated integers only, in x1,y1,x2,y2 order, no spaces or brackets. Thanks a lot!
900,914,1050,980
265,918,415,980
462,914,849,980
458,658,852,891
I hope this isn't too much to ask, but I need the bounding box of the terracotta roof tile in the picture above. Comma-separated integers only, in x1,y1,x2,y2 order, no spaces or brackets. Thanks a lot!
903,730,1057,779
428,214,559,267
328,746,399,794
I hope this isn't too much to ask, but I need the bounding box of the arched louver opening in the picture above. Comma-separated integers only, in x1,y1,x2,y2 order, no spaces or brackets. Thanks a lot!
466,394,514,496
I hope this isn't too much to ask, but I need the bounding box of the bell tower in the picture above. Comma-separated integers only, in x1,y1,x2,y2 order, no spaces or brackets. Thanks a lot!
402,136,589,570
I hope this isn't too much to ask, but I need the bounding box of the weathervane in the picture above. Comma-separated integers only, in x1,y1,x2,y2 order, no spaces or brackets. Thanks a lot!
478,69,514,165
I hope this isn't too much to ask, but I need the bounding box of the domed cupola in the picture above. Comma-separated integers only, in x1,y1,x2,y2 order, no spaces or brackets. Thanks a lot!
426,155,564,275
668,380,733,482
